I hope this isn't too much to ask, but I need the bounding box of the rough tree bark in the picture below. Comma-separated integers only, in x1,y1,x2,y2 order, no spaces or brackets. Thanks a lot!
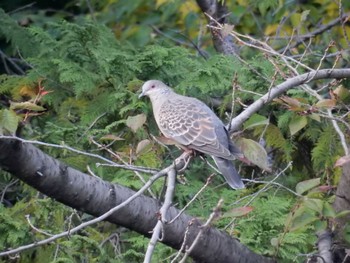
196,0,239,55
0,138,275,263
332,162,350,262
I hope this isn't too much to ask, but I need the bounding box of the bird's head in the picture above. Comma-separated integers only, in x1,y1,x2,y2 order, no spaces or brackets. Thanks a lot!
138,80,172,99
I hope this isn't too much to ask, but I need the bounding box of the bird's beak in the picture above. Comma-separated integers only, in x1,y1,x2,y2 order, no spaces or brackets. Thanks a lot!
138,92,144,99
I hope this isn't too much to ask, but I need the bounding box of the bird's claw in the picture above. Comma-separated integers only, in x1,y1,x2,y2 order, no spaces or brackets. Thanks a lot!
174,151,193,173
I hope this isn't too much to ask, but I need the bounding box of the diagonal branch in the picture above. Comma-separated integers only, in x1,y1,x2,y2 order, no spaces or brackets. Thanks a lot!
228,68,350,132
0,138,275,263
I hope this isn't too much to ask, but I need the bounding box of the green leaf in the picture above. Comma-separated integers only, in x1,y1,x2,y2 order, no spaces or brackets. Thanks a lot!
309,113,321,122
322,202,336,218
303,198,323,213
126,113,147,133
335,210,350,218
0,109,20,135
296,178,321,195
289,115,307,136
243,114,269,130
235,138,271,171
290,211,318,231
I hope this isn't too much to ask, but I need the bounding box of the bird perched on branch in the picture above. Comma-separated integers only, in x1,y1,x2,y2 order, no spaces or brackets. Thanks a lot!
139,80,245,189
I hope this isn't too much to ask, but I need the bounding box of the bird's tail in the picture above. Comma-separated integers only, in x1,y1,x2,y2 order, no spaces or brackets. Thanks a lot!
212,156,245,189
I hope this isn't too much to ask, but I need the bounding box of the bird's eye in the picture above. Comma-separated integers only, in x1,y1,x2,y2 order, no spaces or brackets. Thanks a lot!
151,85,155,89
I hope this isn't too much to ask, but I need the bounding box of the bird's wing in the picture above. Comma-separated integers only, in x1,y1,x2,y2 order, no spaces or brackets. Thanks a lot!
157,96,234,160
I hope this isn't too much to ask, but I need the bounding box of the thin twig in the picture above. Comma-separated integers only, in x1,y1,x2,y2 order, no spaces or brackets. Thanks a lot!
170,221,193,263
0,179,19,203
168,174,215,224
0,136,158,175
179,199,224,263
25,215,53,237
143,167,177,263
0,159,177,257
90,138,157,198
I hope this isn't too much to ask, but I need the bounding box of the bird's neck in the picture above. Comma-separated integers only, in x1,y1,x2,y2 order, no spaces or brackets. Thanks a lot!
150,89,174,115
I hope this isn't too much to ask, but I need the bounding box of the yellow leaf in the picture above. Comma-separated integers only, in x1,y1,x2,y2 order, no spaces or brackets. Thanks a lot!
315,99,336,109
19,85,36,98
156,0,168,8
265,24,279,36
179,2,199,20
236,0,249,6
10,101,46,112
290,13,301,28
99,134,125,141
333,85,350,101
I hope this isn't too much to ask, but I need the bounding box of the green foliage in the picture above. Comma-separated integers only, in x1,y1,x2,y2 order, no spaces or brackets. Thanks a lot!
0,0,349,261
311,124,342,171
0,9,37,57
235,194,293,255
234,192,316,262
0,204,31,250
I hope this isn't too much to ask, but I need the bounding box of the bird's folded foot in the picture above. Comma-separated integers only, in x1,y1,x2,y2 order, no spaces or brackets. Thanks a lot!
174,151,193,173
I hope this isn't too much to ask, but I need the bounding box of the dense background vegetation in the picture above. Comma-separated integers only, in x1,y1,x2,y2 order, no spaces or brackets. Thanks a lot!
0,0,350,262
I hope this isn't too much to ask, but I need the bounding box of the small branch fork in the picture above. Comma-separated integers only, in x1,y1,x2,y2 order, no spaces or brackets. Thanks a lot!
144,151,192,263
143,168,177,263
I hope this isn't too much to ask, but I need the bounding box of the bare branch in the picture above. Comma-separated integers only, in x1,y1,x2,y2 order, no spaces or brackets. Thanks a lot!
144,167,177,263
228,68,350,132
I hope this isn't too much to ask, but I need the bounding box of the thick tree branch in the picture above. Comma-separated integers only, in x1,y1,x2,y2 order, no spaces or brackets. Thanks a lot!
229,68,350,132
316,230,333,263
333,162,350,248
0,138,275,263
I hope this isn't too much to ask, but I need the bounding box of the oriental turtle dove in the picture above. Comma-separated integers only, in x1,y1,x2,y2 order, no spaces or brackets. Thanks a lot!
139,80,245,189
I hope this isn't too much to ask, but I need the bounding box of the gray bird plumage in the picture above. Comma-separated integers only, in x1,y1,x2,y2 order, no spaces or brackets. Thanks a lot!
139,80,245,189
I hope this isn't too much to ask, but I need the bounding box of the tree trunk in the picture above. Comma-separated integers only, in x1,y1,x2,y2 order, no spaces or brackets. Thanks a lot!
196,0,239,55
332,162,350,261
